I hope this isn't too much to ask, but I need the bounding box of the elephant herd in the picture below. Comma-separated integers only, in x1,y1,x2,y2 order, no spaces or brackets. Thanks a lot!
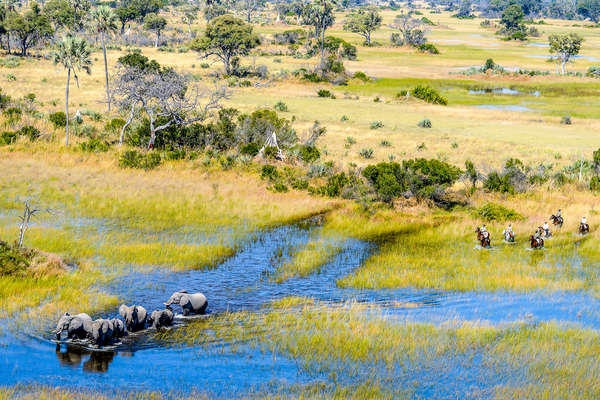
53,290,208,347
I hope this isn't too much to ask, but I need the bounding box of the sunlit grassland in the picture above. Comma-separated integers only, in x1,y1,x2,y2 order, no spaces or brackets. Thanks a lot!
339,188,600,293
160,300,600,399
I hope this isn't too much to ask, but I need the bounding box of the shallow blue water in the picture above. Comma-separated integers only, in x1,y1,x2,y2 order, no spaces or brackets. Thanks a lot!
474,104,534,112
2,221,600,398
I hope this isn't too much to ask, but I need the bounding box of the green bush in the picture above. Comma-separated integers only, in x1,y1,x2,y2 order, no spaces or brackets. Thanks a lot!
119,150,162,170
105,118,126,134
316,172,349,197
274,101,288,112
483,171,514,194
417,43,440,54
561,116,572,125
16,126,41,141
370,121,384,129
298,145,320,163
477,203,524,221
0,131,18,145
263,146,280,160
240,142,260,157
79,138,110,152
362,159,462,203
272,183,289,192
359,148,374,159
3,107,22,123
418,118,432,128
0,241,30,277
165,149,187,160
410,85,448,105
317,89,333,98
590,176,600,192
397,90,408,97
353,71,369,81
81,109,102,121
261,164,279,180
49,111,67,128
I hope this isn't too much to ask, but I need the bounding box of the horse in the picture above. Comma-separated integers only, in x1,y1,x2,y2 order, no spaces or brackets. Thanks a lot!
504,231,515,243
479,233,491,248
475,227,484,242
529,235,544,249
579,223,590,235
550,214,563,228
539,226,552,238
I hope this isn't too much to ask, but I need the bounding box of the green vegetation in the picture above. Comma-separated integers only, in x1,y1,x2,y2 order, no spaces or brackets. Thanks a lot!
274,239,343,282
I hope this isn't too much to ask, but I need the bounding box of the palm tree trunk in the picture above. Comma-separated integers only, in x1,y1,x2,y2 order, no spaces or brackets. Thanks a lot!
101,32,111,113
65,68,71,146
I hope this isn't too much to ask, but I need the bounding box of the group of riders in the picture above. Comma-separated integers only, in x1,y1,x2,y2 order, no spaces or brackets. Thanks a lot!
476,209,590,249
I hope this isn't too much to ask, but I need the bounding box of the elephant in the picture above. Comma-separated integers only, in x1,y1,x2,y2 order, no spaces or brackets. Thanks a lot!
118,304,147,332
110,318,126,339
89,319,114,346
148,309,174,329
164,290,208,315
53,312,93,341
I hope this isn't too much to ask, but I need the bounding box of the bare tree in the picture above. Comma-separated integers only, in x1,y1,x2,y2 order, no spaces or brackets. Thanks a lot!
17,201,40,248
112,54,228,148
390,14,428,46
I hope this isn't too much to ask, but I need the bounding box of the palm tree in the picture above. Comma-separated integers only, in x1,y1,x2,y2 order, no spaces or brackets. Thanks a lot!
52,36,92,146
89,6,118,112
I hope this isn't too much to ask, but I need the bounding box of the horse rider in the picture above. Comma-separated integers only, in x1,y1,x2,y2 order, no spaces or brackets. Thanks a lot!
534,228,542,244
503,224,513,238
557,209,562,219
480,224,487,234
542,221,550,236
581,216,588,228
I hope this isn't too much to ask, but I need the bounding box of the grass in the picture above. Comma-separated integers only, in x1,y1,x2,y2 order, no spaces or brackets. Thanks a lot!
159,299,600,399
274,238,343,282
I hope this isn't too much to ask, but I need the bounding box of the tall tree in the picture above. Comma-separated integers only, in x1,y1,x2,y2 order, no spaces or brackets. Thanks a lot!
577,0,600,21
181,5,198,38
89,6,118,112
549,32,584,74
500,3,525,32
236,0,263,23
52,35,92,146
43,0,75,31
5,2,53,56
144,13,167,47
115,6,138,34
343,6,381,46
112,52,227,148
302,0,335,67
190,14,260,75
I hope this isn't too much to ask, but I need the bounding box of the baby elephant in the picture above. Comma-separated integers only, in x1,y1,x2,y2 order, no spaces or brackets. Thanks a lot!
118,304,147,332
164,290,208,316
148,309,174,329
89,319,114,346
54,312,93,341
110,318,126,339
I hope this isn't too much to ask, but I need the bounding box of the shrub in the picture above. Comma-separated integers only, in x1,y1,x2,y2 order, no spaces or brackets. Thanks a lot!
79,138,110,152
561,116,572,125
480,19,491,27
345,136,356,148
274,101,288,112
105,118,126,134
341,115,349,122
272,183,289,192
417,43,440,54
483,58,496,72
316,172,349,197
0,131,18,145
362,159,462,203
483,171,513,194
49,112,67,128
410,85,448,105
317,89,333,98
200,63,210,68
81,109,102,121
418,118,432,128
390,32,404,46
477,202,523,221
261,164,279,180
119,150,162,170
590,176,600,192
397,90,408,97
370,121,384,129
0,241,30,277
359,148,374,159
298,145,320,163
240,142,260,157
165,149,187,160
17,126,41,141
421,17,435,25
353,71,369,81
380,140,392,147
587,65,600,77
3,107,22,124
263,146,280,160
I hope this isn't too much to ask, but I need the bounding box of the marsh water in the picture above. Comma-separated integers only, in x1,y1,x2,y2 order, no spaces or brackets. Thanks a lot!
2,218,600,398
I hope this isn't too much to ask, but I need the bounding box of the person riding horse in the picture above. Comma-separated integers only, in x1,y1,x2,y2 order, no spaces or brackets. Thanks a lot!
480,228,491,248
580,216,590,234
541,221,551,237
502,224,515,242
550,209,563,227
531,228,544,248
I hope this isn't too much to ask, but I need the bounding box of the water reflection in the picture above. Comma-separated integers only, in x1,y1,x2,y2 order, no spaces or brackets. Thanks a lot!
56,344,116,373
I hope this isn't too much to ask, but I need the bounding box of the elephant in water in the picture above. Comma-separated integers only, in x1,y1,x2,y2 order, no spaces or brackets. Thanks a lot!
164,290,208,315
148,309,174,329
110,318,126,339
89,319,114,346
118,304,147,332
54,313,93,341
